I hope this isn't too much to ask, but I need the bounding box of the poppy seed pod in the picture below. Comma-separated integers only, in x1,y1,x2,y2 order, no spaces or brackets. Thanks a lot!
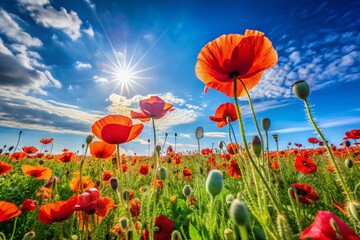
119,217,129,229
229,199,250,226
218,141,225,150
155,145,161,155
261,118,271,131
86,135,94,145
224,228,235,240
349,202,360,221
226,194,235,205
292,80,310,101
344,140,351,147
345,159,353,168
251,136,262,157
123,190,130,201
183,185,192,197
195,126,204,140
110,177,118,191
158,167,167,180
205,170,223,198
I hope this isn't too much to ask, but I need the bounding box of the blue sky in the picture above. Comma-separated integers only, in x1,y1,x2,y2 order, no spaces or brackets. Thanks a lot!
0,0,359,155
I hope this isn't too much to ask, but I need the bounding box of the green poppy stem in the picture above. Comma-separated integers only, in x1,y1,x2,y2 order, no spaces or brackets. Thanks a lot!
303,99,353,202
233,76,283,214
9,217,18,240
152,117,157,148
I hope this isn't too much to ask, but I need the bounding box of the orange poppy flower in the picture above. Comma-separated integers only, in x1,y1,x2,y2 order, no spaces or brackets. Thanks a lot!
89,141,116,159
138,164,150,175
40,138,54,144
195,29,278,97
0,201,22,222
228,160,241,178
129,198,141,218
227,143,240,155
38,194,78,224
22,146,38,154
11,152,27,161
131,96,174,122
92,115,144,144
69,176,96,192
58,152,75,162
0,161,13,175
37,187,52,199
183,168,192,180
270,161,280,171
209,102,238,128
102,171,113,184
22,165,52,180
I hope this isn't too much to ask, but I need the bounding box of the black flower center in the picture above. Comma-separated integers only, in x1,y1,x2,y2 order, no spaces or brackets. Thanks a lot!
229,71,239,79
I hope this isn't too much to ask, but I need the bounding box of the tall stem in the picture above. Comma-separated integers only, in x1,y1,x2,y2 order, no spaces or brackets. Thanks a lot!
12,130,22,154
151,117,157,148
303,99,353,202
233,76,283,214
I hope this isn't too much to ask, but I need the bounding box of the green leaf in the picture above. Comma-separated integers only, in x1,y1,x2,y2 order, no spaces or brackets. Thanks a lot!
189,223,202,240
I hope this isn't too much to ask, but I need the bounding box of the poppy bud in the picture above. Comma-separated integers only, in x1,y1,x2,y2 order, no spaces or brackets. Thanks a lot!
183,185,192,197
175,133,178,137
158,167,167,180
226,194,235,205
165,133,168,137
95,180,101,187
86,135,94,145
344,140,351,147
123,190,130,201
218,141,225,150
345,159,353,168
119,217,129,229
261,118,271,132
292,80,310,101
229,199,249,226
21,199,37,211
349,202,360,221
39,160,44,165
224,228,235,240
23,231,35,239
155,145,161,155
195,126,204,140
8,146,14,151
205,170,223,198
110,177,118,191
251,136,262,157
272,134,278,142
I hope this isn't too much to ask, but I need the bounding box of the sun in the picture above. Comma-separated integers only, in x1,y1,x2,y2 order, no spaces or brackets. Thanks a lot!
116,69,132,84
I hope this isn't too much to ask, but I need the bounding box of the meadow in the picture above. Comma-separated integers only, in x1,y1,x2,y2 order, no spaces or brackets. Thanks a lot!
1,30,360,240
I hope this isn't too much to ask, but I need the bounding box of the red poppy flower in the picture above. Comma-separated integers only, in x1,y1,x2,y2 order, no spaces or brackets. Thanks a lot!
69,176,96,192
74,188,101,214
201,148,213,155
138,164,150,175
38,194,78,224
308,137,319,144
22,165,52,180
195,29,278,97
0,201,22,222
300,211,359,240
36,153,44,158
183,168,192,180
89,141,116,159
227,143,240,155
92,115,144,144
344,129,360,140
142,215,174,240
102,171,113,184
22,146,38,154
11,152,26,161
0,161,13,175
294,156,317,174
131,96,174,122
58,152,75,163
62,148,69,152
40,138,54,144
290,183,320,205
270,161,280,171
228,160,241,178
96,197,114,217
129,198,141,218
21,199,37,211
209,102,238,128
295,143,302,148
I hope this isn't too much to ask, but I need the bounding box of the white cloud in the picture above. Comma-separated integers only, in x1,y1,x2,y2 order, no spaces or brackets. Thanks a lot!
0,9,42,47
93,75,109,83
75,61,92,69
83,25,94,37
17,0,82,40
204,132,228,138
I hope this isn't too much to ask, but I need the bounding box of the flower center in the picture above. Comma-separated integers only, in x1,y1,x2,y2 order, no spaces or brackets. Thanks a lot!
229,71,239,79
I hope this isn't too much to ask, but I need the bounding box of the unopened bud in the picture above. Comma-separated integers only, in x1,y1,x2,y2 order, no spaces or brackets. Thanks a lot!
86,135,94,145
205,170,223,198
345,159,353,168
123,190,130,201
229,199,249,226
23,231,35,239
155,145,161,155
251,136,262,157
195,126,204,140
218,141,225,150
8,146,14,151
95,180,101,187
224,228,235,240
292,80,310,101
183,185,192,197
110,177,118,191
39,160,44,165
158,167,167,180
344,140,351,148
261,118,271,132
119,217,129,229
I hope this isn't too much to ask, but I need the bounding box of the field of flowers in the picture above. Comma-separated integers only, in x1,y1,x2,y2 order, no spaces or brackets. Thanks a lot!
1,29,360,240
